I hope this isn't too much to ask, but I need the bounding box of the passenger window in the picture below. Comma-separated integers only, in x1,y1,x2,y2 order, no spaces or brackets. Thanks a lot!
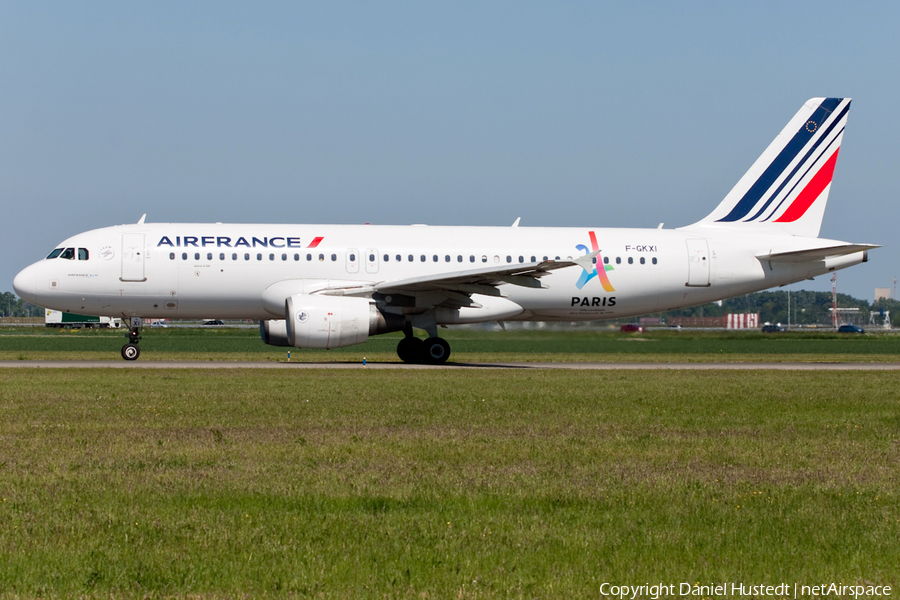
349,253,356,262
60,248,75,260
530,256,536,262
318,254,324,261
370,254,375,262
444,255,450,262
169,252,175,260
640,257,645,265
470,256,475,263
542,256,548,261
258,253,263,261
384,254,389,262
219,253,225,260
482,256,487,263
306,254,312,261
294,254,299,261
506,256,512,263
420,255,426,262
269,254,275,261
518,256,524,263
433,255,438,262
652,257,658,265
233,253,238,260
603,256,609,264
628,257,633,264
457,255,462,262
396,254,402,262
616,257,621,264
592,257,597,264
195,253,200,260
280,254,285,261
245,253,250,261
408,255,413,262
182,253,188,260
331,254,337,261
47,248,63,259
207,253,213,260
78,248,89,260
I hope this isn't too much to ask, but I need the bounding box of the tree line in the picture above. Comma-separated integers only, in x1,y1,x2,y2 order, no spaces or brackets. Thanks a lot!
0,292,44,318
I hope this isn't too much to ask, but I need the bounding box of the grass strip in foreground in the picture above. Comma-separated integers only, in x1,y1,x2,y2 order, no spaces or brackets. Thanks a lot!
0,369,897,598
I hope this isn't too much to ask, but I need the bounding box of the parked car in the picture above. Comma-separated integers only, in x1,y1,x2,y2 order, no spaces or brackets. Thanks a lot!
203,319,225,326
620,324,643,333
837,324,864,333
761,324,786,333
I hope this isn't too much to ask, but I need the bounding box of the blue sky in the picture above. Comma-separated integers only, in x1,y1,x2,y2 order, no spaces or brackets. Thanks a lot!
2,1,897,301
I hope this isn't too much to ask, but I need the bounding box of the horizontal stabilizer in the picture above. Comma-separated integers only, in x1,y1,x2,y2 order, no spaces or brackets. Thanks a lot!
757,243,879,263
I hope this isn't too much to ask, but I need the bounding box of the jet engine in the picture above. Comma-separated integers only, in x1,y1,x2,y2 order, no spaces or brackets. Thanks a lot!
261,294,402,349
259,319,290,346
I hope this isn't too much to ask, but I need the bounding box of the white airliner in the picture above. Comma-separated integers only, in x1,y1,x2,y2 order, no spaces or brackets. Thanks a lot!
14,98,877,363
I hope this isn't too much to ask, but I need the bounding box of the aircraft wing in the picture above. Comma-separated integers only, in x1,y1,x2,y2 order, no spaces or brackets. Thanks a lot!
373,255,592,296
307,254,595,311
757,243,880,263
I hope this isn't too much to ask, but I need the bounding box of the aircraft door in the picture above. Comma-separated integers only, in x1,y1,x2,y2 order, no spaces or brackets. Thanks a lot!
121,233,147,282
685,239,710,287
365,248,379,274
346,248,360,274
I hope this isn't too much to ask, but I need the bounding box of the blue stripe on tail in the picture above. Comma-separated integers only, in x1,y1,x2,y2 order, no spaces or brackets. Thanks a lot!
716,98,842,222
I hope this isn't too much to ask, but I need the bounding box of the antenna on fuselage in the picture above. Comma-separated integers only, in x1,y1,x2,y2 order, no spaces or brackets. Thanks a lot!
511,217,521,227
137,214,147,225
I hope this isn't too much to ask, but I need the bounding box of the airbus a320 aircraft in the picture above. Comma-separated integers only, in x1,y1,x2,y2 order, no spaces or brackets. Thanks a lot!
14,98,877,363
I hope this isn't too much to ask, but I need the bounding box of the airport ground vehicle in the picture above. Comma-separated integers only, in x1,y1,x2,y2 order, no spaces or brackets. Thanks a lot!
45,309,121,329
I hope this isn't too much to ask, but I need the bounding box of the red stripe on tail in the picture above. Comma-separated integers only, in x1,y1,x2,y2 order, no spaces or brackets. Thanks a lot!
775,149,840,223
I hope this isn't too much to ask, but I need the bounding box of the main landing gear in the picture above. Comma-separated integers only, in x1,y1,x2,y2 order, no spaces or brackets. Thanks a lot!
396,323,451,365
121,318,142,361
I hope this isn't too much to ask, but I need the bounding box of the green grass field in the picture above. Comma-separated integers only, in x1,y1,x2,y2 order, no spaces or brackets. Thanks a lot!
1,325,899,363
0,368,897,598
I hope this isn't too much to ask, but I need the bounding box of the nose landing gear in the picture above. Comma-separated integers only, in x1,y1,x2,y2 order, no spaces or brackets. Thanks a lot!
121,318,142,361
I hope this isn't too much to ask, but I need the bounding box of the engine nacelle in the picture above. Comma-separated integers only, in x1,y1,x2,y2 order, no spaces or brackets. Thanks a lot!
259,319,291,346
281,294,402,349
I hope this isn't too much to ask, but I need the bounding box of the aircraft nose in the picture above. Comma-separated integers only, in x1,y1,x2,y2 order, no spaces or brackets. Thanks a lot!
13,264,39,305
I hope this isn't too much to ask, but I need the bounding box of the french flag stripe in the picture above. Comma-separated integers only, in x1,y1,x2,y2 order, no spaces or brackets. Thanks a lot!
774,148,840,223
717,98,842,222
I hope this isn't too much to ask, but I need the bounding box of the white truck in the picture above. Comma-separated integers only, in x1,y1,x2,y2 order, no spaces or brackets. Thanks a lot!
45,309,121,329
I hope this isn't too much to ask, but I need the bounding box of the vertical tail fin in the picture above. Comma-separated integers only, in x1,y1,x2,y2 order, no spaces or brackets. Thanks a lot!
691,98,851,237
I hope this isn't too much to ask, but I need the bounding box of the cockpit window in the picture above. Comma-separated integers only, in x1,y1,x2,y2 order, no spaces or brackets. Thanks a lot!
78,248,89,260
59,248,76,260
47,248,63,259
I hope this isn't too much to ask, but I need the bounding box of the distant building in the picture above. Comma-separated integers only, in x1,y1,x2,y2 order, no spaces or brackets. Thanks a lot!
875,287,891,301
669,313,759,329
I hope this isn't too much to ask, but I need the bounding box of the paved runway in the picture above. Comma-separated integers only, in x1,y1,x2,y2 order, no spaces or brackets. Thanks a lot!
1,360,899,370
